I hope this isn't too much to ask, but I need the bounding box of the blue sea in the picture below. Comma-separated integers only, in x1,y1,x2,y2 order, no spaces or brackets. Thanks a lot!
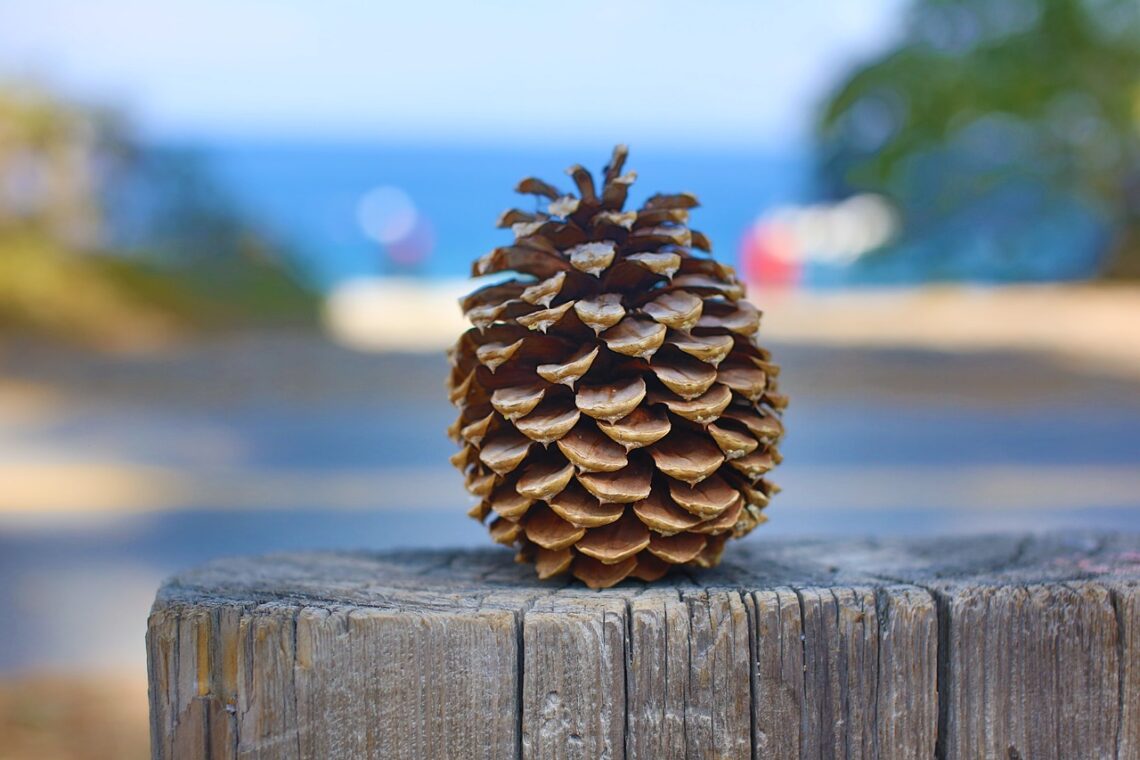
191,143,812,288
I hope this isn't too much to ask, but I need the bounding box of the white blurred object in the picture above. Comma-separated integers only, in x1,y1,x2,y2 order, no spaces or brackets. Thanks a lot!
324,276,469,352
765,193,899,265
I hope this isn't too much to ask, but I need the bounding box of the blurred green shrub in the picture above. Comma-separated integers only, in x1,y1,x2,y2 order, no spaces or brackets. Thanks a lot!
0,83,317,345
819,0,1140,279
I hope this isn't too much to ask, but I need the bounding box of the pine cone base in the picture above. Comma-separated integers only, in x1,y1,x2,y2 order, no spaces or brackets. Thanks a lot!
447,146,786,589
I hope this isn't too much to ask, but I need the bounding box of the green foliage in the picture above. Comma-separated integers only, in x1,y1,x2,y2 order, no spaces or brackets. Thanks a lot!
818,0,1140,277
0,234,318,346
0,82,319,344
0,235,181,345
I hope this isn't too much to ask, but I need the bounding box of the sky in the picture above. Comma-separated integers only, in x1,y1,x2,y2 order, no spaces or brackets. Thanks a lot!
0,0,906,147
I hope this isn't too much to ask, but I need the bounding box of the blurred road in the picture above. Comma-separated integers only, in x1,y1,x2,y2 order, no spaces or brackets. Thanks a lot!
1,330,1139,675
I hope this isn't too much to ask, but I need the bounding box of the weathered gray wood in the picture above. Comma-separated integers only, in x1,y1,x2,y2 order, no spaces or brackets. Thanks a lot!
148,533,1140,760
626,591,690,756
522,596,625,759
1115,583,1140,759
874,586,938,758
751,587,805,755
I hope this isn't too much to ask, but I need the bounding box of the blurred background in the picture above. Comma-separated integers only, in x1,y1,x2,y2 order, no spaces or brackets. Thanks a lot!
1,0,1139,756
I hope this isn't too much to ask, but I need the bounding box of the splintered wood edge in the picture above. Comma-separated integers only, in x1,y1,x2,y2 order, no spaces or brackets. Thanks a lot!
149,533,1140,760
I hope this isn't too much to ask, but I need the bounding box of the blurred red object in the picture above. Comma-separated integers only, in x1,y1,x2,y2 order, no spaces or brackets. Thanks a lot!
740,220,801,289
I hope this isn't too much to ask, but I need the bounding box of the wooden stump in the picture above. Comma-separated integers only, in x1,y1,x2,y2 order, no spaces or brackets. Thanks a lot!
147,534,1140,759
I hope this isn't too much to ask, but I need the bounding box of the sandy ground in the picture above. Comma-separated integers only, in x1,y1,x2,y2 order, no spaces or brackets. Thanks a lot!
327,280,1140,377
0,675,148,760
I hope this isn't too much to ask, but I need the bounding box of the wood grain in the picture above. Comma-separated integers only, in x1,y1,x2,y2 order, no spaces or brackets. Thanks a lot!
148,534,1140,759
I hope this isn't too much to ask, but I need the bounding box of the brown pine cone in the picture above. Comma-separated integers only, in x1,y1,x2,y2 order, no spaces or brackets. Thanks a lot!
447,145,786,589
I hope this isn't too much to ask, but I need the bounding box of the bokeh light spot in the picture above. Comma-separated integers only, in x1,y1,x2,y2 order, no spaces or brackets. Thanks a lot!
357,185,417,245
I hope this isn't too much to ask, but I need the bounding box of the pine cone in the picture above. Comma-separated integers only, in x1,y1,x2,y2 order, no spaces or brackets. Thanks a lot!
447,145,786,589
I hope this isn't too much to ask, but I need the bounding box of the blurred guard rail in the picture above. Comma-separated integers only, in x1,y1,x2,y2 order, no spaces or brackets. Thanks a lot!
147,534,1140,759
